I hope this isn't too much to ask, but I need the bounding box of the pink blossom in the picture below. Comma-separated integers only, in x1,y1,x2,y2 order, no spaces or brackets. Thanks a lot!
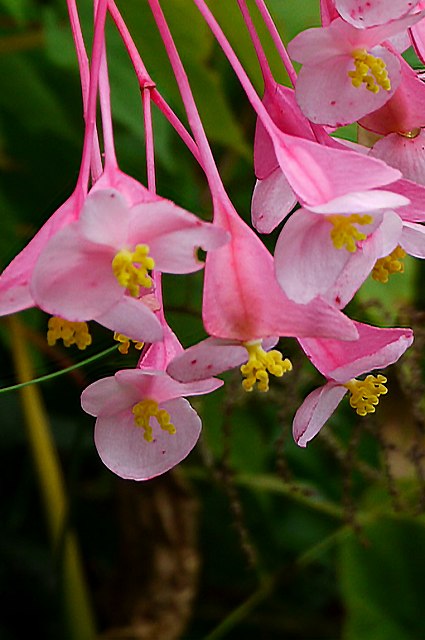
288,14,424,126
30,188,228,343
293,322,413,446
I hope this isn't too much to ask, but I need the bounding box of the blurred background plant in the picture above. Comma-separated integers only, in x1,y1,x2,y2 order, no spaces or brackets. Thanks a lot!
1,1,425,639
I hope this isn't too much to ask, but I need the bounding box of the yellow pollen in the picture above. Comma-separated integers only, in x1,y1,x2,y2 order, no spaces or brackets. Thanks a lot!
132,399,176,443
344,374,388,417
240,341,292,393
348,48,391,94
112,244,155,297
327,214,373,252
372,246,406,284
47,316,92,350
398,128,421,139
113,332,144,355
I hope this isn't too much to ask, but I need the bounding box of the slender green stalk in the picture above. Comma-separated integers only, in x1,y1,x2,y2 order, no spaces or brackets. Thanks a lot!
9,317,96,640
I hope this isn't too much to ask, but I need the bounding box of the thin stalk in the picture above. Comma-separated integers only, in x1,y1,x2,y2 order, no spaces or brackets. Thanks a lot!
143,87,156,193
236,0,274,91
8,317,96,640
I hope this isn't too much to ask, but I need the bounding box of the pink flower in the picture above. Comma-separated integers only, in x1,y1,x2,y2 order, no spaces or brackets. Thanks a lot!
81,325,222,480
288,14,423,126
30,188,228,342
293,322,413,446
333,0,421,28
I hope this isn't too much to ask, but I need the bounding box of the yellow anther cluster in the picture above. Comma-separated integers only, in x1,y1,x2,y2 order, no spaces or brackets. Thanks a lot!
132,399,176,443
348,48,391,94
327,214,373,252
372,246,406,283
47,316,92,350
398,128,421,139
344,374,388,416
113,332,144,355
112,244,155,297
240,341,292,393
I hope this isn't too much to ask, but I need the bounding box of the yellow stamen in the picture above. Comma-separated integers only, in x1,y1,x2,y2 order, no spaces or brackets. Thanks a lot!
240,340,292,393
344,374,388,416
372,246,406,283
348,48,391,94
398,128,421,139
327,214,373,252
132,399,176,443
113,332,144,355
47,316,92,350
112,244,155,297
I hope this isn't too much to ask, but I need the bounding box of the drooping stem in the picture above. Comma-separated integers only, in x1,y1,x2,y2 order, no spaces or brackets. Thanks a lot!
236,0,274,91
66,0,103,182
253,0,298,87
107,0,202,166
143,87,156,193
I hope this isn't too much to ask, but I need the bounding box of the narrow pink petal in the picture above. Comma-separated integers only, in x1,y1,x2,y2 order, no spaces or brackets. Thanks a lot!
31,226,120,320
306,190,409,214
95,295,163,343
299,321,413,383
293,383,347,447
0,191,79,316
94,398,201,480
79,188,132,247
81,376,140,417
251,171,297,234
335,0,420,28
139,323,184,371
321,0,340,25
294,47,400,127
400,221,425,257
387,178,425,222
370,130,425,186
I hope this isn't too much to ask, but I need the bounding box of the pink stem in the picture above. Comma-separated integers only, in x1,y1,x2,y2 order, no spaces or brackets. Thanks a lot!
66,0,103,182
76,0,107,195
107,0,202,166
236,0,274,91
98,44,118,169
147,0,226,202
143,88,156,193
253,0,297,87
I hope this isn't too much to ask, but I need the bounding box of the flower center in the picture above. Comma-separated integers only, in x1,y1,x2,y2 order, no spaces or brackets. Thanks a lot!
112,244,155,297
47,316,92,350
132,399,176,443
372,246,406,283
240,340,292,393
327,214,373,252
114,332,144,355
344,374,388,416
348,49,391,94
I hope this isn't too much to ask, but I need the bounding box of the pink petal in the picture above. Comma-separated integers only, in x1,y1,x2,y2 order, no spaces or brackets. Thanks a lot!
400,221,425,257
386,177,425,222
31,225,121,320
79,188,132,247
321,0,340,25
306,190,409,214
139,323,184,371
93,165,160,206
94,397,202,480
293,383,347,447
299,321,413,383
81,376,140,417
0,191,80,316
335,0,420,28
370,130,425,185
251,170,297,234
115,369,222,404
95,295,163,343
294,47,400,127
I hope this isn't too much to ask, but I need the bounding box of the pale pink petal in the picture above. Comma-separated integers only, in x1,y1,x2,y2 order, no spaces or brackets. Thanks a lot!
93,166,160,206
288,22,353,64
387,178,425,222
306,190,409,214
95,295,163,343
294,47,400,127
400,221,425,257
31,225,120,320
335,0,420,28
94,398,201,480
115,369,222,404
81,376,140,417
139,324,184,371
299,322,413,383
293,383,347,447
370,130,425,185
410,18,425,64
0,191,80,316
78,188,132,247
251,171,297,234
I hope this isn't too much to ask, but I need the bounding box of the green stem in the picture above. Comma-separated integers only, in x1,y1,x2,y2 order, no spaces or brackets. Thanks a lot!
9,317,96,640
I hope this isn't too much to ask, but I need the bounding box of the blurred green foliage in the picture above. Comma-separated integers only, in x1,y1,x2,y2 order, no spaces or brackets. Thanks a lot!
1,1,425,639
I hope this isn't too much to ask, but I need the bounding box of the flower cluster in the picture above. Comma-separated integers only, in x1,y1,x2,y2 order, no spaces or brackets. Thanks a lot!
2,0,424,478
